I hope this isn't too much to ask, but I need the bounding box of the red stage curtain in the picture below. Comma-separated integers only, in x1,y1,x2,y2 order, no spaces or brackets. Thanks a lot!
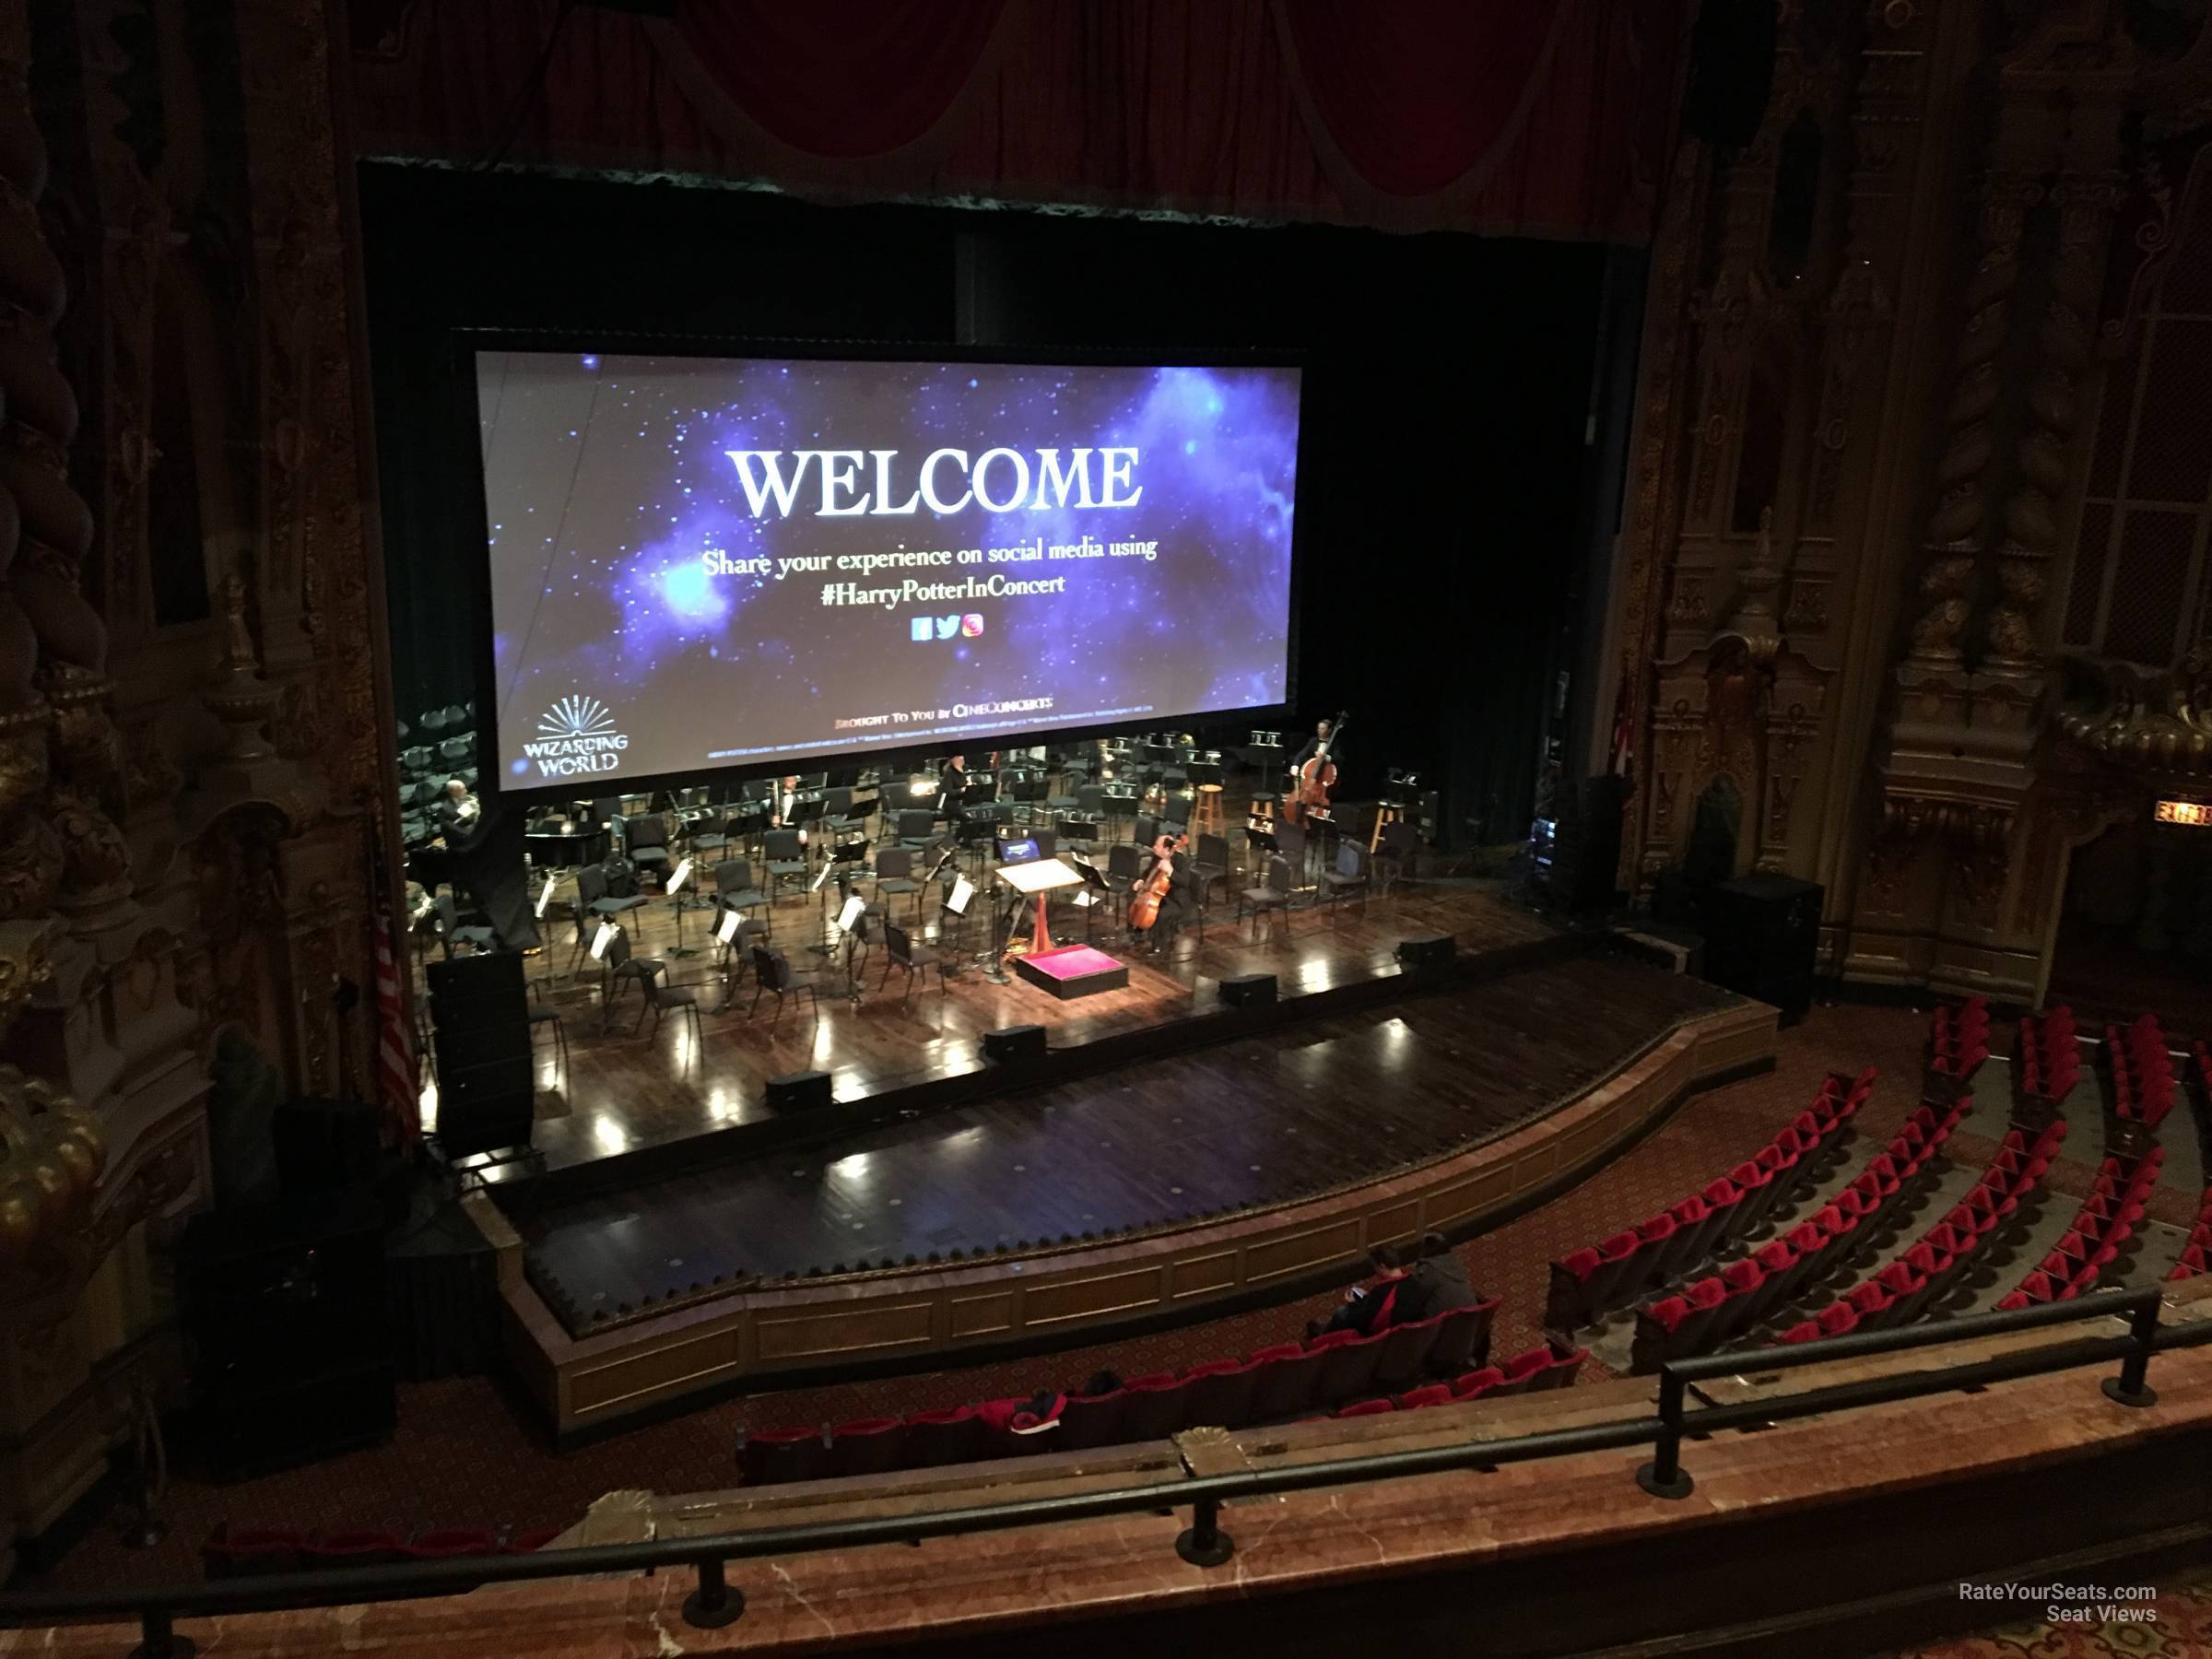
347,0,1687,241
670,1,1006,160
1275,2,1560,198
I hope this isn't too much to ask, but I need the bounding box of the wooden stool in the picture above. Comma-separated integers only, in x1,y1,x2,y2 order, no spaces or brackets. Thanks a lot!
1192,784,1226,839
1369,802,1403,853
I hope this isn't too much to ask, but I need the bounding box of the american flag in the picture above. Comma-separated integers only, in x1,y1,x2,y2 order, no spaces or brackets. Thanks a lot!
373,905,420,1141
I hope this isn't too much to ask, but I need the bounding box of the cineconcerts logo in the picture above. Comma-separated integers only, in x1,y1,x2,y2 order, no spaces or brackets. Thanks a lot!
910,613,985,642
524,694,629,778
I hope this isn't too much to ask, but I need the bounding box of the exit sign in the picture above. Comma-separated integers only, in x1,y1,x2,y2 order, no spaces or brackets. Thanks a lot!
2156,799,2210,828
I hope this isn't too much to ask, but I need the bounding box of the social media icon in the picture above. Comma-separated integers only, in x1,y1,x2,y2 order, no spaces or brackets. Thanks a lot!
935,615,961,640
961,614,984,638
910,617,933,641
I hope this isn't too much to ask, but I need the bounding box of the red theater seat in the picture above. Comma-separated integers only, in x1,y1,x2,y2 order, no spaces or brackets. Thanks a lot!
1489,1346,1552,1396
1451,1366,1506,1399
903,1406,985,1468
1316,1327,1390,1406
1535,1344,1587,1391
1335,1397,1394,1418
1248,1344,1332,1422
307,1529,404,1566
1054,1386,1129,1449
1396,1383,1454,1411
202,1525,306,1580
1425,1296,1500,1374
1183,1357,1264,1431
740,1424,830,1486
1372,1312,1446,1388
827,1416,910,1477
1116,1372,1190,1441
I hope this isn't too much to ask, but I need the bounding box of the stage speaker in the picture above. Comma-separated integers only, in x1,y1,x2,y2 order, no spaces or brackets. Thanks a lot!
1547,773,1626,912
1700,874,1821,1025
181,1184,396,1477
982,1024,1048,1062
431,1019,529,1075
426,950,524,1001
1683,0,1777,148
764,1070,833,1113
1218,973,1277,1008
1396,936,1457,972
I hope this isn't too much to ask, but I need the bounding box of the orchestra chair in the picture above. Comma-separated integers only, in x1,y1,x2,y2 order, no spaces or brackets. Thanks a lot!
712,858,773,939
872,848,924,923
1238,853,1294,942
1191,832,1232,923
1322,841,1371,917
1076,782,1107,824
762,829,809,901
686,810,731,862
1372,818,1417,900
894,808,937,851
878,921,947,1004
601,926,665,1023
1055,817,1100,857
430,894,495,958
632,960,702,1043
528,1000,567,1075
618,813,674,888
1107,842,1142,883
749,945,823,1024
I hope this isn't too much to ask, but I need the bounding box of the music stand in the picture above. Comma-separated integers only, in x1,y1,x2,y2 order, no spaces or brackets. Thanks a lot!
1067,853,1116,945
587,920,620,1032
533,873,559,994
832,891,867,1002
665,857,699,957
711,905,748,1012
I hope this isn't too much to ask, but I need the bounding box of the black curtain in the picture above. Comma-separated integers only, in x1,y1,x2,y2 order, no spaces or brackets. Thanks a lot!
361,165,1608,843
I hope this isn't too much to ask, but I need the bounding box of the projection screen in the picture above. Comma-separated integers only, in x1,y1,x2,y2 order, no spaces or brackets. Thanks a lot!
475,349,1301,792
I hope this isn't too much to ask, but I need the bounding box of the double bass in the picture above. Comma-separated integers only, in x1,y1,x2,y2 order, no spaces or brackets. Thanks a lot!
1128,832,1191,931
1285,710,1349,826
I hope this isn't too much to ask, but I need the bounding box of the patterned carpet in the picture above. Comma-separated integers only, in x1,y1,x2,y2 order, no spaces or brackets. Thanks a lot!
15,999,1975,1594
1897,1561,2212,1657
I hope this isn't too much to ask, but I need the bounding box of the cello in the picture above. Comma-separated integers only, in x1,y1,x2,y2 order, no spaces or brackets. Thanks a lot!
1285,710,1348,826
1129,832,1190,931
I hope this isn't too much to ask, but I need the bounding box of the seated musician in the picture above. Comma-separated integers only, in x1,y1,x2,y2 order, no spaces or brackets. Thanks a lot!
1288,718,1339,789
1132,830,1197,955
430,777,480,841
771,774,800,830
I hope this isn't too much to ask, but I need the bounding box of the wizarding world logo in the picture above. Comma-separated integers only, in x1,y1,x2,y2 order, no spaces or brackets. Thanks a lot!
523,694,629,778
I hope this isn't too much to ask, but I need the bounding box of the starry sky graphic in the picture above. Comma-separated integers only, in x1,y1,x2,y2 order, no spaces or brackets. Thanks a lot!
478,352,1299,784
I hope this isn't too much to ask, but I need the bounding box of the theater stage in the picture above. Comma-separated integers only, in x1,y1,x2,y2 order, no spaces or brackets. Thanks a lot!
438,876,1564,1196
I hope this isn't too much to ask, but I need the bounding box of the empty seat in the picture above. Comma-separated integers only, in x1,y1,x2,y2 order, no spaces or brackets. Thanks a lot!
1425,1296,1500,1374
1535,1344,1587,1390
739,1426,829,1486
1183,1357,1265,1431
1396,1383,1454,1411
1489,1347,1552,1396
1451,1366,1506,1399
1248,1344,1331,1421
903,1406,985,1468
1315,1327,1389,1406
1371,1313,1446,1389
826,1418,909,1477
1335,1397,1394,1418
1115,1372,1190,1441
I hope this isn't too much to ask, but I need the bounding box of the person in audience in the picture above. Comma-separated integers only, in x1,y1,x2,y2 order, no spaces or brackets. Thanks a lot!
1398,1230,1483,1322
1077,1369,1124,1397
1308,1244,1409,1338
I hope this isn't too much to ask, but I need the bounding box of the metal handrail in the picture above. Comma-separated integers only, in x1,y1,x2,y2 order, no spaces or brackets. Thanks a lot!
0,1284,2190,1657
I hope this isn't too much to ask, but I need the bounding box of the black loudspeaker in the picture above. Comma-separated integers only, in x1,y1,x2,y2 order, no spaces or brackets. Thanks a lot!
180,1184,396,1477
1547,774,1626,912
765,1070,833,1112
1700,874,1821,1025
1396,936,1457,971
428,947,533,1159
982,1025,1048,1062
1218,973,1277,1008
1683,0,1777,148
426,950,524,1000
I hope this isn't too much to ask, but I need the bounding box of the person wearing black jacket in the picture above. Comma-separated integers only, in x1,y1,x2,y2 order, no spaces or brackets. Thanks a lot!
1397,1231,1483,1322
1287,718,1342,786
936,753,968,822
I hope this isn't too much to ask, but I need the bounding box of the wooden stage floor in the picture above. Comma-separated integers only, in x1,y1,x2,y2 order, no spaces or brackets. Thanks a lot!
518,951,1736,1334
427,877,1559,1182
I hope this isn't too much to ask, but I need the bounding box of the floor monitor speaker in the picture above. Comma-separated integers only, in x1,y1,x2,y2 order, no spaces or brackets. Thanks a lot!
1396,936,1456,971
982,1025,1048,1062
765,1070,833,1113
1218,973,1277,1007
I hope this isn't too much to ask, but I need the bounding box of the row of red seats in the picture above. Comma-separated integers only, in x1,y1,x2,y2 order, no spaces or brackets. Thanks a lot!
2168,1184,2211,1282
738,1296,1501,1486
1331,1340,1586,1417
1998,1147,2165,1308
2103,1013,2178,1128
1630,1095,1964,1370
2015,1005,2080,1102
203,1522,561,1578
1928,995,1992,1082
1781,1119,2066,1340
1547,1067,1876,1331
